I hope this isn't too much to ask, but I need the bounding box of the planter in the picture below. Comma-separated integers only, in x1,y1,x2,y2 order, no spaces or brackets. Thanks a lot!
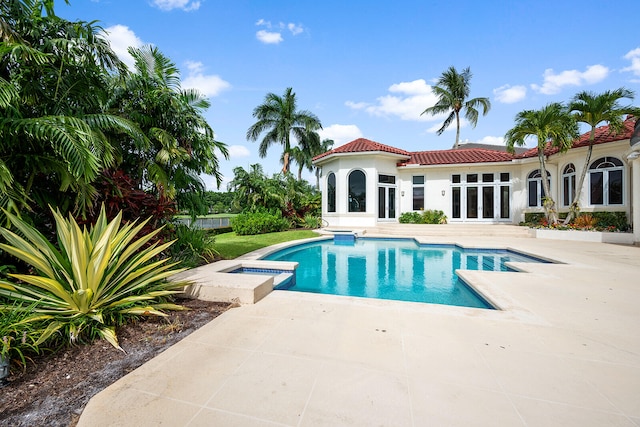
529,228,635,244
0,355,9,385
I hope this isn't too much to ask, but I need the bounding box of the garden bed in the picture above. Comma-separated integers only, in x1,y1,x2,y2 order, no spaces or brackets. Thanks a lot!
0,298,231,427
529,228,635,244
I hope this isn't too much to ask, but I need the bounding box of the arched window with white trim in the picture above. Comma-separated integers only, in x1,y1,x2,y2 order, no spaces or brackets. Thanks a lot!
562,163,576,207
348,170,366,212
327,172,336,212
527,169,550,208
589,157,623,205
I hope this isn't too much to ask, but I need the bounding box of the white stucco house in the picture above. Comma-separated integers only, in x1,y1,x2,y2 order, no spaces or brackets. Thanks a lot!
313,116,640,243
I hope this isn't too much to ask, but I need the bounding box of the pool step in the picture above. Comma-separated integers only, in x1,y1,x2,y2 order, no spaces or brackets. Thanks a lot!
370,224,532,238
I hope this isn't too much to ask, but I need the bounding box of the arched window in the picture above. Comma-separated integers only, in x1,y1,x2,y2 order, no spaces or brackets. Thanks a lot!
589,157,623,205
327,173,336,212
527,169,550,208
348,170,366,212
562,163,576,207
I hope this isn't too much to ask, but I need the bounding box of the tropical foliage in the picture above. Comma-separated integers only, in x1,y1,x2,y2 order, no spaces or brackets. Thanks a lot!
421,66,491,149
231,210,291,236
563,89,640,223
0,1,226,231
227,164,321,234
505,103,579,224
0,302,43,372
166,223,218,268
246,87,322,173
0,206,188,351
399,210,448,224
107,45,228,200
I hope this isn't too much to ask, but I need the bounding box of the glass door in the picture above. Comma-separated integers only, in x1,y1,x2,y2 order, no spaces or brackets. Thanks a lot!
378,186,396,220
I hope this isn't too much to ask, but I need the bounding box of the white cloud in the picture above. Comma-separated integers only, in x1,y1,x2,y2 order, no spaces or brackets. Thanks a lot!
318,124,363,147
493,84,526,104
103,25,144,70
346,79,439,122
181,61,231,97
622,47,640,76
287,23,304,35
256,29,283,44
255,19,304,44
531,64,609,95
227,145,251,158
152,0,201,11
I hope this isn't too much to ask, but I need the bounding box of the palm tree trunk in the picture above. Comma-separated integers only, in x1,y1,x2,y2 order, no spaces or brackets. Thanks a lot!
315,167,320,190
563,127,596,225
282,151,290,174
454,113,461,149
538,152,558,224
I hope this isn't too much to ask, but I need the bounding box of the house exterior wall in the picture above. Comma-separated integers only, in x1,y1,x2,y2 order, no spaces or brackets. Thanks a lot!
321,154,403,227
317,139,635,238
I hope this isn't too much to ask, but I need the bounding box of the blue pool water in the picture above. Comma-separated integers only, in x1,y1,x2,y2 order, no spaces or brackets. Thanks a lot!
263,238,548,309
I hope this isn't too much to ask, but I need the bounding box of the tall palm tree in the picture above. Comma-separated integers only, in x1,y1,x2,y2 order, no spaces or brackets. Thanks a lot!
505,103,578,225
421,66,491,149
108,45,228,197
563,89,639,224
246,87,322,174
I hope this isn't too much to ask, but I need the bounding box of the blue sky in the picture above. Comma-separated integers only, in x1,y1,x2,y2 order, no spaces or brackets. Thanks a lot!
59,0,640,190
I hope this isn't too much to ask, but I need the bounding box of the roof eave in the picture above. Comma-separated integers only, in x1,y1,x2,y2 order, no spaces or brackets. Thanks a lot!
313,150,410,165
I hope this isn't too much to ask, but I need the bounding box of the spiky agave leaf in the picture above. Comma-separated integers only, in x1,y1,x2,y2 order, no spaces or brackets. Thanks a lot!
0,206,189,349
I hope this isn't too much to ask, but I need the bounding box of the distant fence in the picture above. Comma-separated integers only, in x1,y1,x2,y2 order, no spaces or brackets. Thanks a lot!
174,216,233,230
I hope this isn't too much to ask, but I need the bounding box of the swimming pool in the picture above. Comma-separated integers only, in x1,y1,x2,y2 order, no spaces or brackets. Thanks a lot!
263,238,548,309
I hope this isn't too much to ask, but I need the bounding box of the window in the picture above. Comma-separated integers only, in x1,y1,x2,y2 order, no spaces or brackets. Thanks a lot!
378,174,396,184
527,169,550,207
562,164,576,207
412,175,425,210
327,173,336,212
589,157,623,205
348,170,366,212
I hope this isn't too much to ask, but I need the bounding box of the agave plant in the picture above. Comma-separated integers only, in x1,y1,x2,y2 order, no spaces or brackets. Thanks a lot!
0,207,188,350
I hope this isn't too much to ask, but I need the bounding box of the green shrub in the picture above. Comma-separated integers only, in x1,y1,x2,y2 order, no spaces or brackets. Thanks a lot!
399,212,422,224
301,214,322,229
398,210,447,224
589,211,628,231
1,302,43,372
168,224,218,268
524,212,546,224
231,210,291,235
422,209,447,224
0,206,188,351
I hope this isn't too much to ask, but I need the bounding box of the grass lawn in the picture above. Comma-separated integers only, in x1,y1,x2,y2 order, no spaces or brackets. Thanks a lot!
212,229,320,259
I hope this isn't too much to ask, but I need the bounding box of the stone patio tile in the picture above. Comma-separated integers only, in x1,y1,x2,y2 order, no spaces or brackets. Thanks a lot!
408,376,525,426
299,361,411,427
205,352,320,426
480,346,618,412
126,343,252,406
511,395,634,427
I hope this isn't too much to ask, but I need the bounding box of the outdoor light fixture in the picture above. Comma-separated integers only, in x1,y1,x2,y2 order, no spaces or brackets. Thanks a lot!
401,191,405,197
441,190,445,196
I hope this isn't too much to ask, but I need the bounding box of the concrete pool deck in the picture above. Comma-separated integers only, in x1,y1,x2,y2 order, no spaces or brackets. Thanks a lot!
78,233,640,426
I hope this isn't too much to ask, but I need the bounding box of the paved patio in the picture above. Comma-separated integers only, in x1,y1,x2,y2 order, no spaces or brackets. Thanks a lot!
78,234,640,426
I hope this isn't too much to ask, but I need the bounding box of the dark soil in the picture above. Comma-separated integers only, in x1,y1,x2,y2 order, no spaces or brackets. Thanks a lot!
0,298,231,427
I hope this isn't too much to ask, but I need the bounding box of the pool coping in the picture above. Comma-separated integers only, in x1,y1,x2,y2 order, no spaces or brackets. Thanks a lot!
178,235,564,322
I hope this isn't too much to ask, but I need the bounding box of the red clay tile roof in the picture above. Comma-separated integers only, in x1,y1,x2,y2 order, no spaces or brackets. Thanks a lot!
402,148,515,166
312,138,410,161
312,116,637,165
518,115,636,158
